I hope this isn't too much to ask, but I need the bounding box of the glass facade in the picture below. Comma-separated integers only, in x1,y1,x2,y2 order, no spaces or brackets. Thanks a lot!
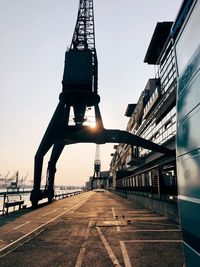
159,41,177,93
139,106,176,157
110,20,177,197
116,162,177,197
136,41,177,158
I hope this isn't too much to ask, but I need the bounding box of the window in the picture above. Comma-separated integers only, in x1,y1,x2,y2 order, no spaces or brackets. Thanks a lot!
165,120,172,129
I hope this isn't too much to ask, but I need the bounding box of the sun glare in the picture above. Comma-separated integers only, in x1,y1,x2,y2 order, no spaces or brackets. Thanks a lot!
90,121,96,128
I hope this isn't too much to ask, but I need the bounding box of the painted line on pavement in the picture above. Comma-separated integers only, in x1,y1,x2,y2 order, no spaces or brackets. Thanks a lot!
39,209,57,218
120,241,132,267
0,194,93,255
14,221,30,230
75,218,93,267
111,207,116,218
117,229,181,233
130,221,180,226
111,207,120,232
120,239,183,267
123,239,182,243
96,226,121,267
0,230,44,259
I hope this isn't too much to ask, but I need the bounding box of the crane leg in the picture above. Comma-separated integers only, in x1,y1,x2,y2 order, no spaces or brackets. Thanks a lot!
44,142,65,203
30,100,68,207
31,142,53,207
91,173,95,190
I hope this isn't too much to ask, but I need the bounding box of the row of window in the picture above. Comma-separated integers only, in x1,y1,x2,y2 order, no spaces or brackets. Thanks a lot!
137,107,176,157
115,105,176,167
110,33,177,171
117,167,176,190
143,87,159,118
117,171,153,188
159,42,177,93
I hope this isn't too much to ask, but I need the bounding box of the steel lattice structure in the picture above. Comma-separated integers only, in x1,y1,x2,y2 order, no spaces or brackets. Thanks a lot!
70,0,98,94
71,0,95,51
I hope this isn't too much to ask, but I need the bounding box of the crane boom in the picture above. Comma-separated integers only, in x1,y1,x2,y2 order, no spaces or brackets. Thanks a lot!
71,0,95,51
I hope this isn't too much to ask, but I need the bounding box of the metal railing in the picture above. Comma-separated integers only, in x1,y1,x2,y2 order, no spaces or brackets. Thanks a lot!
1,194,25,215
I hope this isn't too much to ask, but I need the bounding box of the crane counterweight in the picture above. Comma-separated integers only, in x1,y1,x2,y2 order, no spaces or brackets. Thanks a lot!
62,50,93,92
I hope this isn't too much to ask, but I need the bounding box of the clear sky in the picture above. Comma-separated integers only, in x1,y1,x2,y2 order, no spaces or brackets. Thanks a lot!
0,0,182,186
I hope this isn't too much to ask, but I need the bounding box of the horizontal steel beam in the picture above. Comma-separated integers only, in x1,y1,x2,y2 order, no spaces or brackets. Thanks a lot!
58,126,174,156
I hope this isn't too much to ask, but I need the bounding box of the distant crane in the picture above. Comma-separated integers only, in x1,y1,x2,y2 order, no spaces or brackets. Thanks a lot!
19,173,29,188
7,171,20,191
6,171,15,185
30,0,174,207
0,171,10,187
5,171,10,180
91,145,101,189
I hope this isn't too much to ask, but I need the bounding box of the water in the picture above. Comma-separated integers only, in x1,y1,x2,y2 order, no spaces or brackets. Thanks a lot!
0,188,82,215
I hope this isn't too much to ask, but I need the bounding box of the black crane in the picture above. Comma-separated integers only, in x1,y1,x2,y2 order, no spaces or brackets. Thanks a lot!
30,0,174,207
91,145,102,189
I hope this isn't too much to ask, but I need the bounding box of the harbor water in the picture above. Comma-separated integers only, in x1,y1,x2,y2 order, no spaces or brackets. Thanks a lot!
0,188,82,215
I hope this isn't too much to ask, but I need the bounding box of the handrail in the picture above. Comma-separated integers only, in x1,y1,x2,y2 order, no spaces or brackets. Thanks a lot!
2,194,25,215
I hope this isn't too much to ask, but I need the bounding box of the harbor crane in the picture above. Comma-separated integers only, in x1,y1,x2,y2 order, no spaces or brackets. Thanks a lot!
91,145,101,189
30,0,174,207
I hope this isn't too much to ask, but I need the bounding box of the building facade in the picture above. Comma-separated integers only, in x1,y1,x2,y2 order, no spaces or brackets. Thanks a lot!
109,22,178,199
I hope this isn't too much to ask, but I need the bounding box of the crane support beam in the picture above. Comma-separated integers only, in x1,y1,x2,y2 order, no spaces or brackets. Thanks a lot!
31,97,174,206
59,127,174,156
31,106,174,205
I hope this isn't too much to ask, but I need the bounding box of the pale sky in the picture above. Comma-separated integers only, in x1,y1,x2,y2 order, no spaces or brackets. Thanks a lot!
0,0,182,186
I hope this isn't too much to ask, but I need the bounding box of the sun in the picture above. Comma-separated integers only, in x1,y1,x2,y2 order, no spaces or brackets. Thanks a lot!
89,121,96,128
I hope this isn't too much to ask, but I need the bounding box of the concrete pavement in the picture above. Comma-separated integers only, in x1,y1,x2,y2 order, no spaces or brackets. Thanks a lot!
0,190,185,267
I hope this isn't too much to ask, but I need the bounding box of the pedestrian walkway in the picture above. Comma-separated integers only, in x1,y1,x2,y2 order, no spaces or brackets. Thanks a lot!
0,190,185,266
